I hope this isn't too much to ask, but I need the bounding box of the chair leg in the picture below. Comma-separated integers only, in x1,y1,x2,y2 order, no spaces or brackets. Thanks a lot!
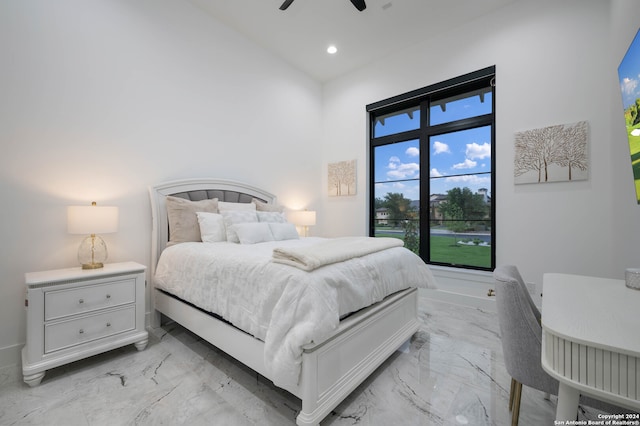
509,378,516,410
511,381,522,426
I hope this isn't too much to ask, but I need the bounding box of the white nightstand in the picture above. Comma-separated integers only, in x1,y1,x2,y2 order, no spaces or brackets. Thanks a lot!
22,261,149,386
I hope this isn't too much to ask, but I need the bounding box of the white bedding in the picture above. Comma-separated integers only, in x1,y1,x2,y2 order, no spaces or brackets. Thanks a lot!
153,237,437,388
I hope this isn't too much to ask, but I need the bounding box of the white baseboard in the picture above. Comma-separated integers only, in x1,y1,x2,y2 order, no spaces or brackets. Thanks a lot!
425,265,497,311
0,343,23,370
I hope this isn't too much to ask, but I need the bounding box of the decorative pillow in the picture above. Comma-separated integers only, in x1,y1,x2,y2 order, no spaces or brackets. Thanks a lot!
218,201,256,212
269,223,300,241
230,222,274,244
166,196,218,244
196,212,226,243
257,211,287,223
252,198,284,213
221,210,258,243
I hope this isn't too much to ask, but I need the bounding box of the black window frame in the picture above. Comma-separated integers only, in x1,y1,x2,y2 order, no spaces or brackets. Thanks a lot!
367,66,496,271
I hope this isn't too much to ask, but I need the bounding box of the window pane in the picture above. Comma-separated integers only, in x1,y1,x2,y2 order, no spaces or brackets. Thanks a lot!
430,89,492,126
428,125,491,268
374,106,420,138
373,140,420,254
429,126,492,191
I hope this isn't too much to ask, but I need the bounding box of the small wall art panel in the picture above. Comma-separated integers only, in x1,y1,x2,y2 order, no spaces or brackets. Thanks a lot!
514,121,589,185
328,160,356,196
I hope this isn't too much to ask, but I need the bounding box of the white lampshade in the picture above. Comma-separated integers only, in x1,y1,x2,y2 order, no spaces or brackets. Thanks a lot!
288,210,316,227
67,204,119,234
67,202,118,269
288,210,316,237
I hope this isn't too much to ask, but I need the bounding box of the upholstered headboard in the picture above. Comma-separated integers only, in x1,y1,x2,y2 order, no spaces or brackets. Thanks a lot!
148,178,277,273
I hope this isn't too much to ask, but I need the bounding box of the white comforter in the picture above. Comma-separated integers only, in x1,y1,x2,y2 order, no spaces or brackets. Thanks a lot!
153,237,437,388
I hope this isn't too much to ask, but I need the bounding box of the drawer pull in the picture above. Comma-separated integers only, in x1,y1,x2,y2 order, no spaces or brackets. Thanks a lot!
79,329,84,334
106,322,111,327
106,294,111,299
78,299,84,304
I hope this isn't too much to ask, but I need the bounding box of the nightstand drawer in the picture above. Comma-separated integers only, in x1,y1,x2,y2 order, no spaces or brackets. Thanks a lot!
44,305,136,353
45,279,136,321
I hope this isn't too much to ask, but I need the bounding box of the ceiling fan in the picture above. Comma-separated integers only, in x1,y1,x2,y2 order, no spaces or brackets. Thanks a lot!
279,0,366,11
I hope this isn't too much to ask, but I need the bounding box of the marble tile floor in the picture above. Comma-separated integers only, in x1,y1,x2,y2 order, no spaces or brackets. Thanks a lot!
0,294,608,425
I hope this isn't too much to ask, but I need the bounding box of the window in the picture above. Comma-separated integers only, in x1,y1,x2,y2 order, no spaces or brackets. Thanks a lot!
367,67,495,271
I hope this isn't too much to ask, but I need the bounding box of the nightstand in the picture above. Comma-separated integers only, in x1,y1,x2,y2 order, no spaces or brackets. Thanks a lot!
22,261,149,386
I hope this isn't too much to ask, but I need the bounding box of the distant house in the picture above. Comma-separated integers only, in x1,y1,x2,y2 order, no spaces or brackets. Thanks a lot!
375,207,389,225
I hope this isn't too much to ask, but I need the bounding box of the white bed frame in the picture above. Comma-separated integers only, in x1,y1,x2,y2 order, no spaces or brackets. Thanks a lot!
149,178,420,426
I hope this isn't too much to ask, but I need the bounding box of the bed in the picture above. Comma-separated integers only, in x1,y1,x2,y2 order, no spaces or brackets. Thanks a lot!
148,178,436,425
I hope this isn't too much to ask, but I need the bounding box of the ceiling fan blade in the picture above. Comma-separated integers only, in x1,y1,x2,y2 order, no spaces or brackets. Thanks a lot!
350,0,366,11
279,0,294,10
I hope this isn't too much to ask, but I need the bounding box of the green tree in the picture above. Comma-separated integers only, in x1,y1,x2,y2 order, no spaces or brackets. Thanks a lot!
383,192,414,227
439,187,487,222
438,187,488,244
402,218,419,254
440,204,465,245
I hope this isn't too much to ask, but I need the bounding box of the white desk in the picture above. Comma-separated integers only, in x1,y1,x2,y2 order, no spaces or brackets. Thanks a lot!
541,273,640,420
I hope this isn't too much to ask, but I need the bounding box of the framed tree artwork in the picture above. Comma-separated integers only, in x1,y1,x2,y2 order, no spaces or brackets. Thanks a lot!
514,121,589,184
328,160,357,196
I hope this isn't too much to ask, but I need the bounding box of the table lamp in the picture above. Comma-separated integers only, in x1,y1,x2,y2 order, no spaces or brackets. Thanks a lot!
67,202,119,269
288,210,316,237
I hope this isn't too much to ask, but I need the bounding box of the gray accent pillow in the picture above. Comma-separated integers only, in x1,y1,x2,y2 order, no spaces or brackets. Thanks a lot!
252,198,284,213
166,196,218,244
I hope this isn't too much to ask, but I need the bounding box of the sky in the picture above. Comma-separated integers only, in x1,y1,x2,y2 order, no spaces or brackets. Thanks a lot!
618,28,640,110
373,93,492,202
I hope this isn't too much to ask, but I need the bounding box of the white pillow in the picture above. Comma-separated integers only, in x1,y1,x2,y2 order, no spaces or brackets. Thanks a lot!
257,211,287,223
230,222,274,244
218,201,256,212
196,212,226,243
269,223,300,241
221,210,258,243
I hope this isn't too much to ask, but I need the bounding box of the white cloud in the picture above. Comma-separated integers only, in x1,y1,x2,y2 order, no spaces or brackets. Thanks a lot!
387,162,419,179
388,156,400,170
622,77,638,96
466,142,491,160
433,141,450,154
445,174,491,185
405,147,419,157
430,168,444,177
453,159,477,170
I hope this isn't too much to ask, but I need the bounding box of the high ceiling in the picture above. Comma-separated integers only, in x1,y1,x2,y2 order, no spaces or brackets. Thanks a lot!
188,0,515,82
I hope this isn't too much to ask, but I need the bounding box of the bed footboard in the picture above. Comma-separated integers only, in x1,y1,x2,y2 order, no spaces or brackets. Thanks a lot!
295,287,419,426
153,287,419,426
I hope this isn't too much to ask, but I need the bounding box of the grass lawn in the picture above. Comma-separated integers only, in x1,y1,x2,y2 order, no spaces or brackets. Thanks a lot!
376,232,491,269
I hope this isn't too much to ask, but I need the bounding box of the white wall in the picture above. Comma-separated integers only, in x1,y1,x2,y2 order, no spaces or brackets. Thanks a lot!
321,0,640,297
0,0,322,366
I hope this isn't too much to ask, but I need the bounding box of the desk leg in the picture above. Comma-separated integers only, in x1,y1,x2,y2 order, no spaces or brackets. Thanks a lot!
556,383,580,421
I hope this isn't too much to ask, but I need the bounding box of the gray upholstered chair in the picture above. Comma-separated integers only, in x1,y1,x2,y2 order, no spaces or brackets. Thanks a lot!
494,265,556,426
494,265,636,425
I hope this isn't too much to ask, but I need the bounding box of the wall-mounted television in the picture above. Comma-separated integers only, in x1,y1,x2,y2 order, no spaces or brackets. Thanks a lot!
618,28,640,204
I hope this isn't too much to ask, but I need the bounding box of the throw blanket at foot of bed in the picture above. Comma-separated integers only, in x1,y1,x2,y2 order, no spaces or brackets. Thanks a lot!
272,237,404,271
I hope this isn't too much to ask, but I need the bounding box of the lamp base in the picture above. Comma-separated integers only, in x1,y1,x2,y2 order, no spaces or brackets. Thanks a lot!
78,235,108,269
82,262,104,270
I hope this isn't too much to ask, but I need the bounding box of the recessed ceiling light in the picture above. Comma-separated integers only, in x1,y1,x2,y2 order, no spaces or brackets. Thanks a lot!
327,45,338,55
